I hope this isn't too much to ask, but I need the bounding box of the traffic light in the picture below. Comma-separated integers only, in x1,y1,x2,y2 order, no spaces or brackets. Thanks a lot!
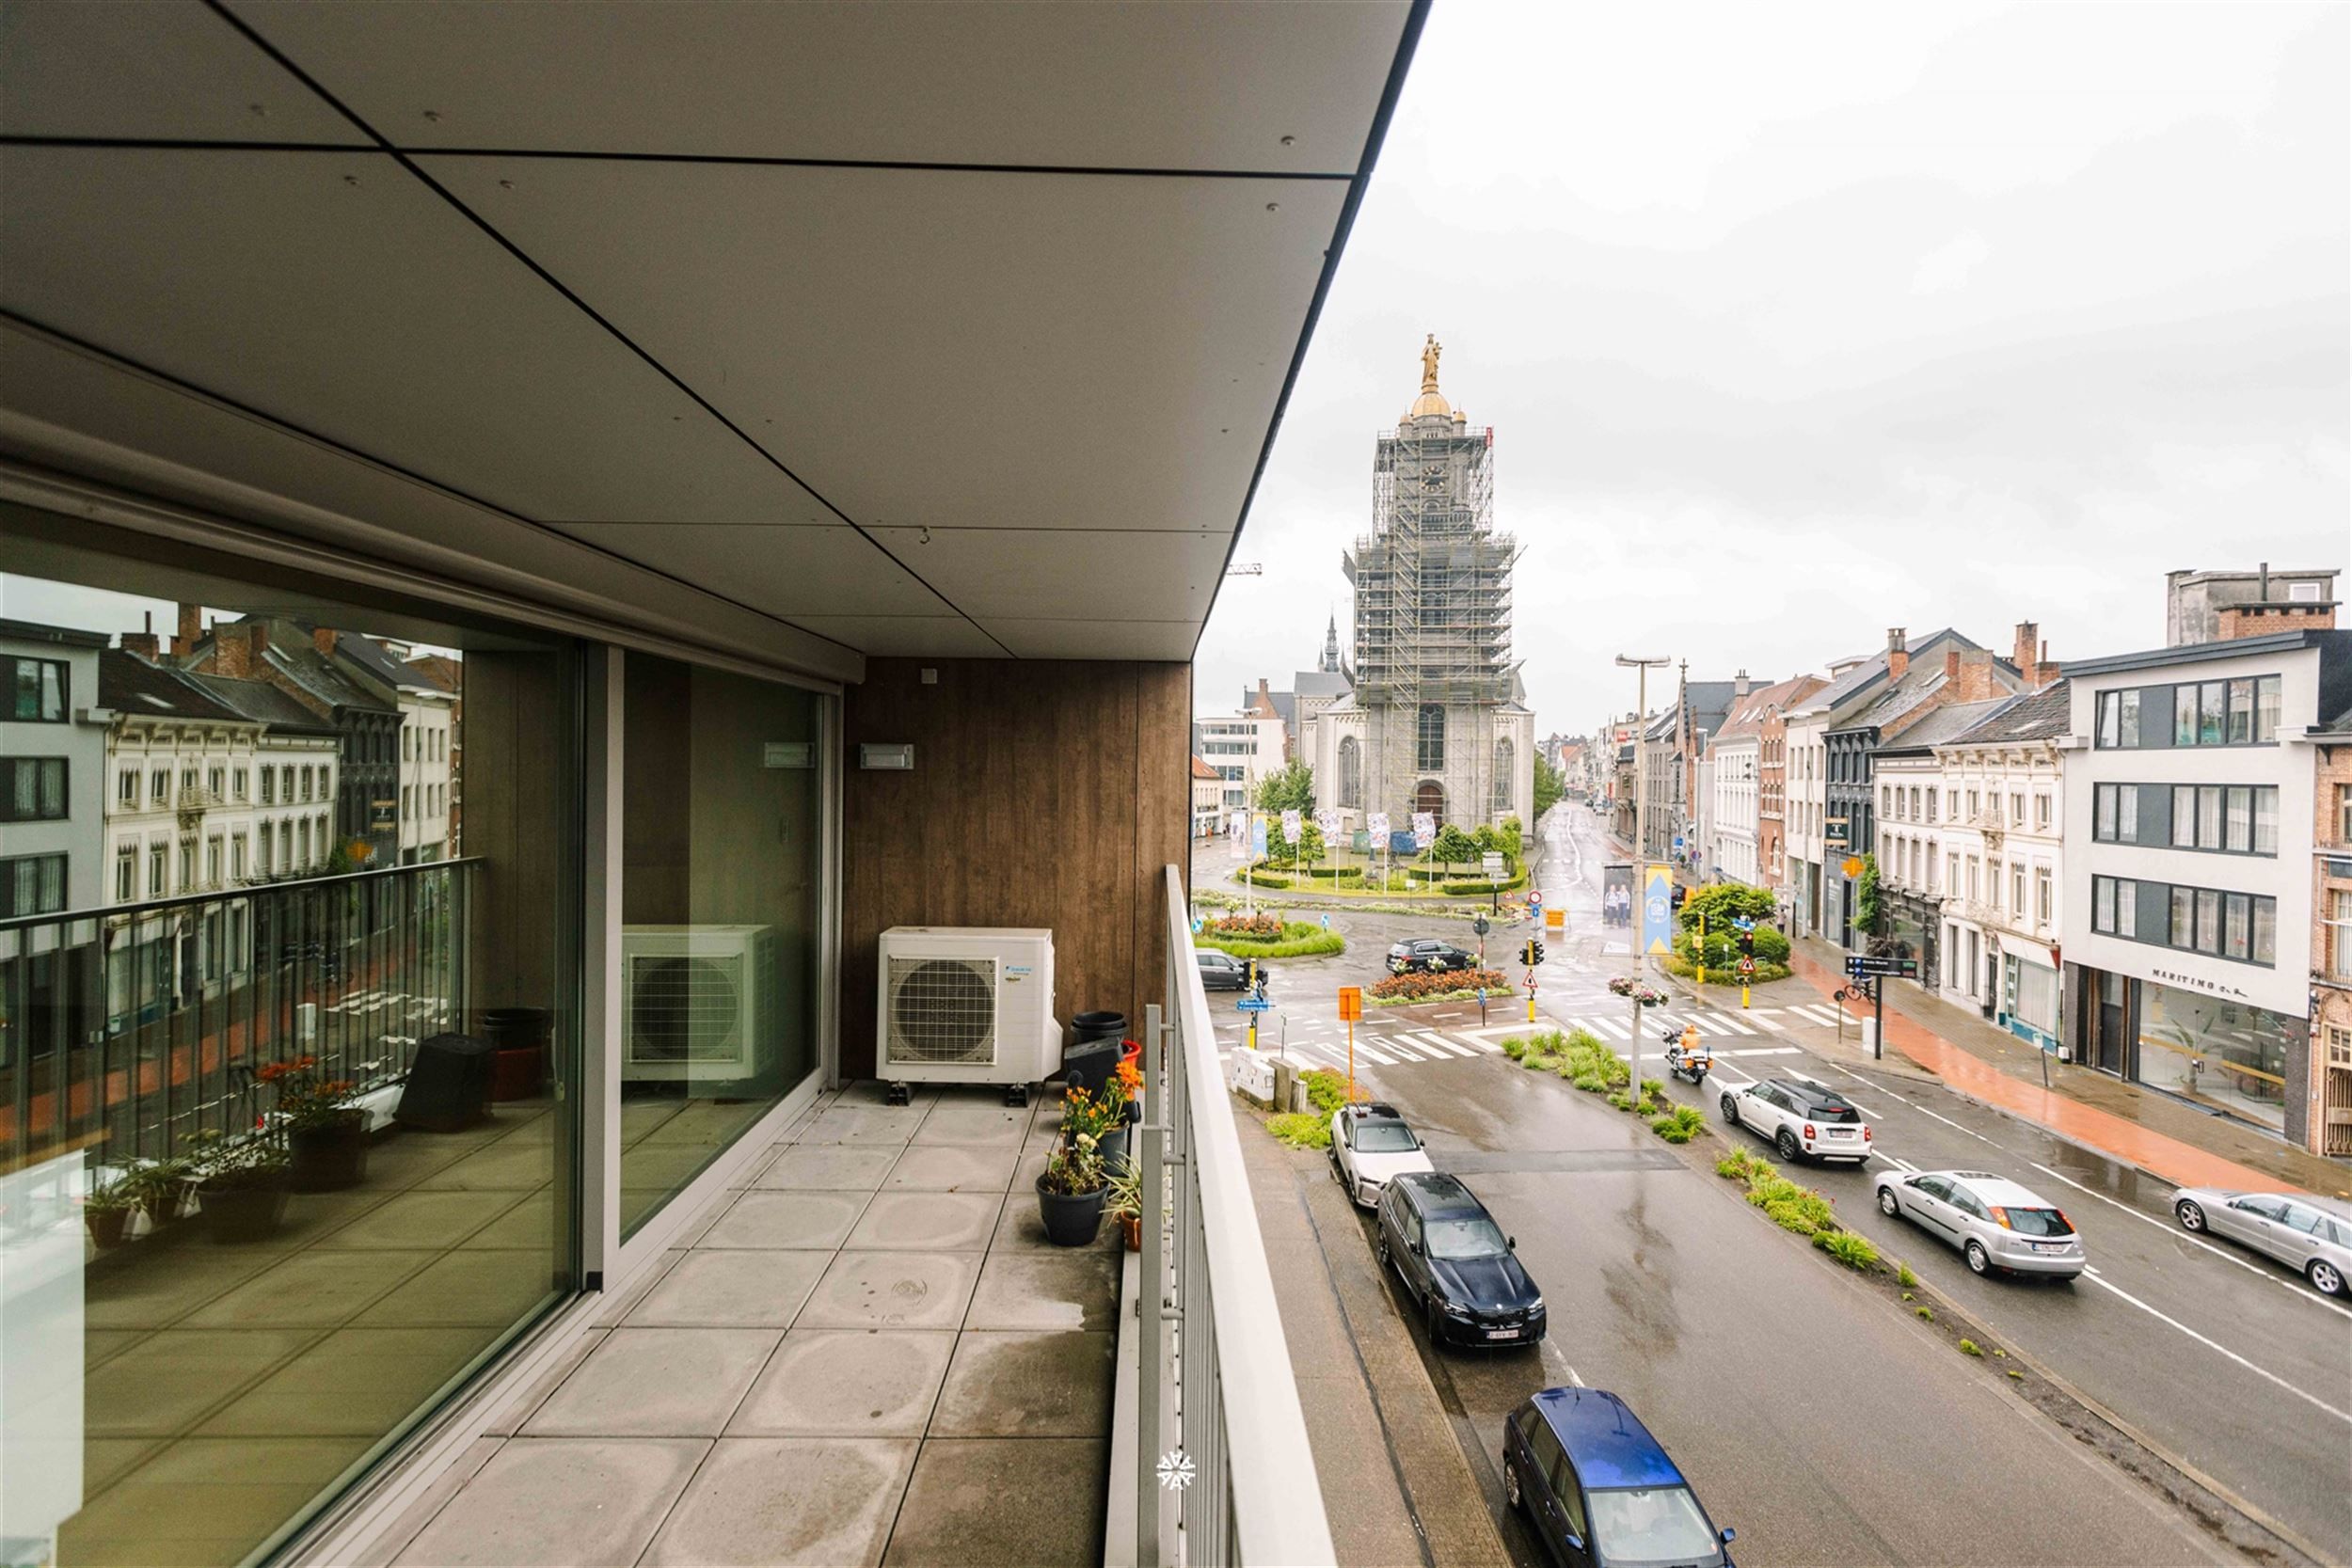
1520,939,1546,967
1670,884,1687,909
1243,958,1261,990
1738,930,1756,958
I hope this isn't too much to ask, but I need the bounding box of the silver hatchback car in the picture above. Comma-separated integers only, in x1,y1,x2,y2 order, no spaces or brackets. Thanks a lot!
2172,1188,2351,1297
1873,1168,2085,1279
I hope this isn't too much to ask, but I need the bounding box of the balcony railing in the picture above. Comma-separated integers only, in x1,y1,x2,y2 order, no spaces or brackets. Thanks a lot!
1130,864,1333,1567
0,859,474,1169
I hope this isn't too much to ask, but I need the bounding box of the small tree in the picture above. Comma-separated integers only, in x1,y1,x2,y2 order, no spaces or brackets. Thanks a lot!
1533,754,1567,818
1471,824,1502,856
1254,758,1315,817
1498,816,1524,860
1431,823,1478,867
1676,883,1775,934
1296,821,1326,873
1852,853,1883,943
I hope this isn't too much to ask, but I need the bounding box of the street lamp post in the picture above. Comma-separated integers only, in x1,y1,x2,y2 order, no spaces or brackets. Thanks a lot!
1616,654,1670,1094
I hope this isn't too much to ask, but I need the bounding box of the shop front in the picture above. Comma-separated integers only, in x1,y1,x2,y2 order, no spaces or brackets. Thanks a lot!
2133,976,2305,1136
1996,942,2062,1054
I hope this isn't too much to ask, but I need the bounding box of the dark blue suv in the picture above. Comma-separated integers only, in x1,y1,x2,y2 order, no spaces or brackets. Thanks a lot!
1503,1387,1736,1568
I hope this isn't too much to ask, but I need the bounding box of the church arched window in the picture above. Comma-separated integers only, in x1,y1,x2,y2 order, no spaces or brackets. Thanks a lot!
1416,705,1445,771
1338,736,1362,810
1492,738,1514,814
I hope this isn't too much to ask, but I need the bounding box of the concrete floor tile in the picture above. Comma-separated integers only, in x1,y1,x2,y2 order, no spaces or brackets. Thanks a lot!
798,1105,927,1145
929,1331,1114,1437
352,1248,560,1328
199,1326,492,1437
411,1140,563,1191
642,1437,916,1567
84,1247,280,1330
482,1329,609,1438
991,1194,1115,1252
843,1191,1003,1252
881,1438,1107,1566
884,1145,1018,1193
1013,1144,1051,1194
345,1435,508,1568
908,1101,1029,1147
184,1248,436,1328
757,1143,899,1191
83,1328,319,1436
310,1189,522,1251
523,1327,779,1436
635,1099,778,1148
80,1437,160,1493
594,1251,686,1327
699,1190,868,1250
963,1250,1120,1332
461,1189,557,1251
833,1080,940,1108
393,1437,708,1566
621,1137,726,1194
625,1249,830,1328
725,1330,954,1437
795,1251,978,1331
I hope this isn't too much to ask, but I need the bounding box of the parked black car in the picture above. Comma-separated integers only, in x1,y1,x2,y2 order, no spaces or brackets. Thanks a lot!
1196,952,1268,991
1387,939,1477,975
1375,1172,1545,1347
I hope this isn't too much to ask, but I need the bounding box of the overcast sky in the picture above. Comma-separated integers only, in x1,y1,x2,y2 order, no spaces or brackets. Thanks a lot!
1196,0,2349,733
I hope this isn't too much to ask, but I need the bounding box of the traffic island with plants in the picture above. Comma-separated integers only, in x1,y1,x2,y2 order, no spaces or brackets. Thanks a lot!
1192,911,1345,959
1661,884,1794,985
1369,966,1508,1006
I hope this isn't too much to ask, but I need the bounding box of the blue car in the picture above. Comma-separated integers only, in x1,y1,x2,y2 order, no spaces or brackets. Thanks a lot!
1502,1387,1736,1568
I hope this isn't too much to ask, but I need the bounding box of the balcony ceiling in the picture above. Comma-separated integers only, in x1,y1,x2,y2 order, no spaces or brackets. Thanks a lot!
0,0,1421,677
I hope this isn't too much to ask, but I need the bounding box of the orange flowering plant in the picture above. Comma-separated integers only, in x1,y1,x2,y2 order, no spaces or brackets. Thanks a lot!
1113,1056,1142,1100
259,1054,364,1132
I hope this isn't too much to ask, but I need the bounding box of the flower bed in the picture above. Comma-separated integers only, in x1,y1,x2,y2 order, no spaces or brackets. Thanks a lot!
1605,976,1669,1006
1194,915,1346,959
1715,1148,1879,1270
1368,967,1507,1006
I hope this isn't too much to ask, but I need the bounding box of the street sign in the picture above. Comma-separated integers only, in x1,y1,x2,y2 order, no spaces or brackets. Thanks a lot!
1337,987,1362,1022
1737,957,1756,975
1472,915,1490,936
1546,907,1565,929
1482,852,1505,878
1841,856,1864,879
1845,954,1918,978
1236,995,1274,1013
1642,864,1675,955
1522,972,1539,991
1527,890,1544,911
1732,916,1755,932
1825,817,1850,847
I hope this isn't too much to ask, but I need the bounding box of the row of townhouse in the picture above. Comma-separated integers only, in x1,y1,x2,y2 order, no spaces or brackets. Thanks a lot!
1694,565,2350,1158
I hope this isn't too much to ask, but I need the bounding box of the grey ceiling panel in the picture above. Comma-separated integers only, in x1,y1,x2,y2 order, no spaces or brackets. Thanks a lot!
0,146,829,529
230,0,1409,172
868,527,1229,624
980,618,1200,660
421,156,1343,540
786,616,1010,658
0,1,368,146
552,523,954,619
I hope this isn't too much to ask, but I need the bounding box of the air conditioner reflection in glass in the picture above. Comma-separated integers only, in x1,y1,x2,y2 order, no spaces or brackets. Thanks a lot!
621,926,777,1083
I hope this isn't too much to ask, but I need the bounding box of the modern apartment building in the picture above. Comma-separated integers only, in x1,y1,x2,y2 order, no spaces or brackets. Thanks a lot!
0,621,108,921
2063,625,2350,1146
0,8,1418,1565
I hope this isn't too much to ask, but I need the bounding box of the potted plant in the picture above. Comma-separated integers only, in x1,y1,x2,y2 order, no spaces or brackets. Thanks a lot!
83,1176,135,1250
1061,1084,1132,1169
1606,976,1669,1006
1036,1134,1108,1247
122,1155,196,1229
1103,1154,1143,1252
195,1135,293,1243
262,1055,370,1191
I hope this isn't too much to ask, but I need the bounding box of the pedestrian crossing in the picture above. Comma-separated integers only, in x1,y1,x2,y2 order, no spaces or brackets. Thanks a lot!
1214,1016,1805,1072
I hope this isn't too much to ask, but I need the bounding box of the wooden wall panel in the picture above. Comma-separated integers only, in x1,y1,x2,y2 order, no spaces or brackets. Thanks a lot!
840,658,1193,1082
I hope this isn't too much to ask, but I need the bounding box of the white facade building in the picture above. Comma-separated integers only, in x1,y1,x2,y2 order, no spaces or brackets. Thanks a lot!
397,684,457,864
1195,712,1285,823
1930,684,2071,1051
1708,729,1759,887
1,621,109,920
2064,630,2344,1142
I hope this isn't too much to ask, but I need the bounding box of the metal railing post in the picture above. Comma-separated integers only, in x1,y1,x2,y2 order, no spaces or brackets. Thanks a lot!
1137,1000,1165,1568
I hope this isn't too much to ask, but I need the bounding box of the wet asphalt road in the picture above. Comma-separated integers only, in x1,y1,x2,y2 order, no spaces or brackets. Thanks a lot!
1197,813,2348,1565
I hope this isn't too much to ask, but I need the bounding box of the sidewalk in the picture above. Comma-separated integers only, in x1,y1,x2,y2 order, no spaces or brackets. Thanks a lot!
1772,935,2350,1201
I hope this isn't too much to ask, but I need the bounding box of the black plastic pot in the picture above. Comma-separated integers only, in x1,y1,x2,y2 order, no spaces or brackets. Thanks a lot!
202,1180,292,1243
1072,1010,1127,1045
289,1117,370,1192
1094,1125,1131,1170
1035,1174,1106,1247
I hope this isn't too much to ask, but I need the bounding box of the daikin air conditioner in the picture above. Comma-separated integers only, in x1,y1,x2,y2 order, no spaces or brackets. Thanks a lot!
876,927,1060,1105
620,926,776,1083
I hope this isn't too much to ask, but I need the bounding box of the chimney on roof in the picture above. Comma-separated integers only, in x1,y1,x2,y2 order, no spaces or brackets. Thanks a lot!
1954,648,1997,703
174,603,201,658
1885,627,1908,683
1734,669,1750,698
2012,621,2040,689
314,626,338,658
120,630,159,660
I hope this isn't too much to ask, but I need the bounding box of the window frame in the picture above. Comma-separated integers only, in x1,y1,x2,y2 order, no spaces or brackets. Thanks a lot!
0,756,70,823
2,656,70,723
0,851,68,917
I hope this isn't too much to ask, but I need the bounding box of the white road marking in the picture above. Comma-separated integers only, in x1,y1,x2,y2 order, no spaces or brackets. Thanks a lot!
2078,1267,2352,1424
1353,1041,1398,1066
1904,1100,2001,1145
1456,1034,1502,1053
1723,1047,1802,1057
1583,1016,1632,1040
1380,1038,1431,1061
1418,1033,1483,1059
2027,1162,2352,1323
1708,1014,1756,1037
1870,1149,1918,1172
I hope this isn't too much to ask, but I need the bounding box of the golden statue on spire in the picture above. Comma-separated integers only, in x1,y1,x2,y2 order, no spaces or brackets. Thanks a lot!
1420,333,1441,393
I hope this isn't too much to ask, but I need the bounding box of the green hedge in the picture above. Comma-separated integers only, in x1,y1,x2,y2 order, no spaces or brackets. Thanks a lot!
1198,926,1346,959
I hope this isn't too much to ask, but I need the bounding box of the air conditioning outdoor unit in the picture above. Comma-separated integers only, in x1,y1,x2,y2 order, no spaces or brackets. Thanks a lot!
876,927,1059,1105
621,925,776,1084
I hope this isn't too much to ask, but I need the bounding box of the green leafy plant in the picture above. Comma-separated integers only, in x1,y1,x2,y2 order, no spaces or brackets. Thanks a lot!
1852,853,1883,940
1041,1134,1107,1195
196,1134,291,1192
1430,823,1478,867
1253,757,1316,817
1958,1338,1984,1357
1901,1291,1915,1302
1639,1078,1665,1101
1897,1262,1917,1289
1369,967,1507,1004
1299,1069,1352,1117
1915,1306,1934,1322
1534,752,1567,818
258,1054,364,1133
1502,1037,1527,1060
1103,1155,1143,1220
1607,1091,1631,1110
1649,1104,1706,1144
2007,1369,2025,1380
81,1176,135,1214
1266,1112,1331,1150
1058,1084,1127,1146
1814,1228,1880,1270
